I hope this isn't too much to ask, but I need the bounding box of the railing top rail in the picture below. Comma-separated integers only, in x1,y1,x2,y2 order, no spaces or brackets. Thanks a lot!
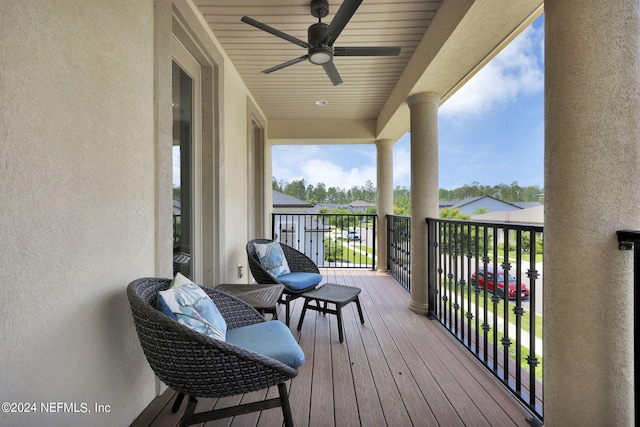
313,213,374,217
617,229,640,242
426,217,544,233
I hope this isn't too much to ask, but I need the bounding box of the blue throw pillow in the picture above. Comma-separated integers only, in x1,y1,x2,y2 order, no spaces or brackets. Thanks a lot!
157,274,227,341
253,242,291,278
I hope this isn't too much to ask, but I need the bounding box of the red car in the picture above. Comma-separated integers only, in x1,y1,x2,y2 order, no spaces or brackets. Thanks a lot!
471,268,530,299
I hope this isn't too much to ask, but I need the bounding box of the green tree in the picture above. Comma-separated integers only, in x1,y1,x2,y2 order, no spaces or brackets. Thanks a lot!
439,207,471,220
393,186,411,215
272,176,284,192
325,207,358,230
283,179,308,201
273,178,544,213
309,182,327,204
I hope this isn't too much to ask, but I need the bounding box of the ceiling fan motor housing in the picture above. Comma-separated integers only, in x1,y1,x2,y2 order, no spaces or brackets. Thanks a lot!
310,0,329,19
308,22,333,64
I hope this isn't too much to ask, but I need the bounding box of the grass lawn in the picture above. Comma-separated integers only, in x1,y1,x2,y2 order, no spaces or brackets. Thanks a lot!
326,238,375,265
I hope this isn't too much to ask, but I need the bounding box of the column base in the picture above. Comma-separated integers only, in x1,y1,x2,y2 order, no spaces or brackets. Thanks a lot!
408,299,429,315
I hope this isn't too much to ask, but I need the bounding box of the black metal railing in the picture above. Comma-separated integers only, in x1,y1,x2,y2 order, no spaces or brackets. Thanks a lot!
387,215,411,291
271,213,377,269
427,218,544,421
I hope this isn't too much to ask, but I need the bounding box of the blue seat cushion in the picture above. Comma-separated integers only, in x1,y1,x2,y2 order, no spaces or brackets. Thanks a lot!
226,321,305,369
277,272,322,291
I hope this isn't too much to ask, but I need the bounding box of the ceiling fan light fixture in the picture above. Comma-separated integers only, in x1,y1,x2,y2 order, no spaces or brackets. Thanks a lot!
309,46,333,65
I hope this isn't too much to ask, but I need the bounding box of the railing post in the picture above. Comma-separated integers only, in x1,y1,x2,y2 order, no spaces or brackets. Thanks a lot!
372,215,376,271
271,213,276,240
386,214,391,274
426,218,436,319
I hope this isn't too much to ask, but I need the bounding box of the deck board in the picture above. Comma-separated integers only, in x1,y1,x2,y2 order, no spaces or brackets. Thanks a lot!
130,269,536,427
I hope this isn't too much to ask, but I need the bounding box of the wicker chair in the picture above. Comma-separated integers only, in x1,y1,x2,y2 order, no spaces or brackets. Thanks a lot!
127,277,298,427
247,239,322,325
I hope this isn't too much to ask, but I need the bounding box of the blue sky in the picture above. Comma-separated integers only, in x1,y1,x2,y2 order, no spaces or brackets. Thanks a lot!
272,15,545,191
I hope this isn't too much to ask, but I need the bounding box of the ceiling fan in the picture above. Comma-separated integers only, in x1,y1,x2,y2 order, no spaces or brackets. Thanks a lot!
241,0,401,86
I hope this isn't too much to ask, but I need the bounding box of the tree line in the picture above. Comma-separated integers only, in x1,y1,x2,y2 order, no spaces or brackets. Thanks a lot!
273,177,543,216
272,177,377,205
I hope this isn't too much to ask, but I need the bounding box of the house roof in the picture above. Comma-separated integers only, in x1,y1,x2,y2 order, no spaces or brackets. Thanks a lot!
272,190,314,208
307,201,376,213
511,201,542,209
440,196,542,212
348,200,376,208
472,205,544,225
309,203,342,213
449,195,516,209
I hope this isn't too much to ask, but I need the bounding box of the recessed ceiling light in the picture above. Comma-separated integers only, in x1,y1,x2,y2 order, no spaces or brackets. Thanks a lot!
315,99,328,106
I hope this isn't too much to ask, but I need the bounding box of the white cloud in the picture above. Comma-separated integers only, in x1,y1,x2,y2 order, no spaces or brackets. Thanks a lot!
303,158,376,189
440,23,543,119
393,134,411,188
272,145,377,189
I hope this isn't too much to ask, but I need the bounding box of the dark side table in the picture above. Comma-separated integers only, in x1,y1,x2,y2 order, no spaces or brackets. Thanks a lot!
216,284,284,319
296,283,365,343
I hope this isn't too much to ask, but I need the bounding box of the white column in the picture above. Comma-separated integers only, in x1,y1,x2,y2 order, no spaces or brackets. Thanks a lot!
545,1,640,425
407,92,440,314
376,139,394,271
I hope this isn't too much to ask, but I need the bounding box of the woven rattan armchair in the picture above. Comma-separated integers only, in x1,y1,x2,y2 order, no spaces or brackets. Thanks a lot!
127,277,298,427
247,239,322,325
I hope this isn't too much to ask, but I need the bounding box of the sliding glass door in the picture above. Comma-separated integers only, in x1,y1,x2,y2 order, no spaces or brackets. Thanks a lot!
172,38,201,282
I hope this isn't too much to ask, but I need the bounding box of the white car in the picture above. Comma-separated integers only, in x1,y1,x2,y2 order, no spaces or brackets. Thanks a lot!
347,230,361,241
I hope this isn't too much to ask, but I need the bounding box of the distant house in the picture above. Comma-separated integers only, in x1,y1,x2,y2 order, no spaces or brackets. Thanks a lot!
272,190,314,213
272,190,327,266
309,200,376,214
472,205,544,225
440,196,540,216
309,203,342,213
344,200,376,213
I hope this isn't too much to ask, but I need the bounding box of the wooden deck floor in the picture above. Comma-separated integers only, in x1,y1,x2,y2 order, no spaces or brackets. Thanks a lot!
131,269,536,427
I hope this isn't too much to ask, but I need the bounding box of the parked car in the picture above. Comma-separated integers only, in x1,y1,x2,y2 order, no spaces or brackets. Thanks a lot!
347,230,361,241
470,267,530,299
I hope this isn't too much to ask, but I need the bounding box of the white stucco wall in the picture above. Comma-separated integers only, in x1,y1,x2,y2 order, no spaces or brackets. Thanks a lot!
223,70,252,282
0,0,267,423
544,1,639,424
0,1,159,425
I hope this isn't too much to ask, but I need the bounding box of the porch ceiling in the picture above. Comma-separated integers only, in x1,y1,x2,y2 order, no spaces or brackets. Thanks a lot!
194,0,543,144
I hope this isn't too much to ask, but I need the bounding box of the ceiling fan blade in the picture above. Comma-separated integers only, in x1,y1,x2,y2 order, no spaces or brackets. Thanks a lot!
322,61,343,86
263,55,309,74
321,0,363,46
241,16,309,49
334,46,402,57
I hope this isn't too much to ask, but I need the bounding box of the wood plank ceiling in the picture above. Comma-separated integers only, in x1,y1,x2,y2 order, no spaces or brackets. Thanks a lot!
195,0,443,121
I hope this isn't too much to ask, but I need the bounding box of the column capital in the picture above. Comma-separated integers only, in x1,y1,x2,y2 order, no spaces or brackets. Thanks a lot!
407,91,440,108
375,139,395,148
